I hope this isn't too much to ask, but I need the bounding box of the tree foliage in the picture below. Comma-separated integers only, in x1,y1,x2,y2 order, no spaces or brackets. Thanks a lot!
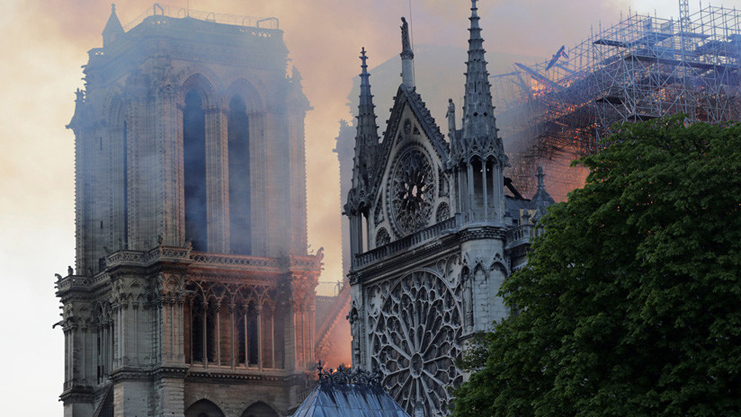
452,116,741,417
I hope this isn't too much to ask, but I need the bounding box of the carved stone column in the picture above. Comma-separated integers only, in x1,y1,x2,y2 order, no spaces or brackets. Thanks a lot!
157,82,185,246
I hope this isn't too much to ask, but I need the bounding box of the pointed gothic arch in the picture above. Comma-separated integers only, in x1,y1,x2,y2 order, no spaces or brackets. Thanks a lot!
225,78,265,113
185,399,225,417
240,401,279,417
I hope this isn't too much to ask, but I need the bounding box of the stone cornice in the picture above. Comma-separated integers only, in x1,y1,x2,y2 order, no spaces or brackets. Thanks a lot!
458,225,507,242
59,385,95,403
185,369,297,384
109,368,152,382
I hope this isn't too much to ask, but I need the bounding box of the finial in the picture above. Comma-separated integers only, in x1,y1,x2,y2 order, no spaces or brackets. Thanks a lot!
360,47,368,68
112,3,116,13
536,166,546,188
471,0,478,13
400,17,415,88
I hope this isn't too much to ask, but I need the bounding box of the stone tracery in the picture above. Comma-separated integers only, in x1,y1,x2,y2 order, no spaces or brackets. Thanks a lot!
367,269,463,416
388,147,435,237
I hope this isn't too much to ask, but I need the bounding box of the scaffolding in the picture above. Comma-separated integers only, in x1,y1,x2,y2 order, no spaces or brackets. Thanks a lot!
492,4,741,201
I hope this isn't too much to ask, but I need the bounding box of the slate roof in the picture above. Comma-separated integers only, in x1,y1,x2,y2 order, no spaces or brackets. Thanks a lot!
292,366,411,417
292,383,411,417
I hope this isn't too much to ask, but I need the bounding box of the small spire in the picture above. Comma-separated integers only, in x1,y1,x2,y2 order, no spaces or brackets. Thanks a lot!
400,17,415,88
458,0,504,161
536,165,546,189
103,3,125,48
357,47,379,142
352,47,380,192
531,166,556,211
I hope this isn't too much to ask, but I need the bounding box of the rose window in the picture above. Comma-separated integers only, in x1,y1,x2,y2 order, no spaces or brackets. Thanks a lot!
369,270,463,416
389,148,434,236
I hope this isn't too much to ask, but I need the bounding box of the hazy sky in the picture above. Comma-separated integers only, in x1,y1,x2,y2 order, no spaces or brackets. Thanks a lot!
0,0,736,414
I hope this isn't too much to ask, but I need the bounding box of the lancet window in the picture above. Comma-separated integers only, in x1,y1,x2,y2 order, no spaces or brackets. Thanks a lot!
228,95,251,255
183,89,208,251
459,156,502,222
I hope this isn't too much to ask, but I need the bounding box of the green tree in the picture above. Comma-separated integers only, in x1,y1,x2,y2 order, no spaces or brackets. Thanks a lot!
452,116,741,417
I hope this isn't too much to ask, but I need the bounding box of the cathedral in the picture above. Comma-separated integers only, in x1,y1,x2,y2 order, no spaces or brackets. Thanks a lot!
55,5,329,417
344,1,554,416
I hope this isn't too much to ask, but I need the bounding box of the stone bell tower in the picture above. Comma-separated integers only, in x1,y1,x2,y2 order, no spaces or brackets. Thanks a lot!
56,5,321,417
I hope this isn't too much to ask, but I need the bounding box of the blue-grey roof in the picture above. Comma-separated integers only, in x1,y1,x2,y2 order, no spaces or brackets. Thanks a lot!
292,381,411,417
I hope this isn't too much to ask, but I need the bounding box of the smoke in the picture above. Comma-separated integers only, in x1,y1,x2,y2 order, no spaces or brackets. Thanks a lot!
0,1,702,413
4,0,632,286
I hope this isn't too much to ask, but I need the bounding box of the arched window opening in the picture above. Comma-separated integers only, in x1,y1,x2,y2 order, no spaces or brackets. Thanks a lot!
486,159,495,209
237,309,246,366
228,95,252,255
185,399,226,417
459,162,470,213
362,213,370,253
188,299,216,365
273,306,285,369
261,306,274,369
184,89,208,251
247,303,260,366
183,301,192,363
206,303,216,363
191,301,205,364
122,120,129,249
240,401,279,417
471,158,485,219
96,329,104,382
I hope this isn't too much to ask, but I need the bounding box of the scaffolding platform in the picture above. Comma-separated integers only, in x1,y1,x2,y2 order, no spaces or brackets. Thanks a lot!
492,4,741,201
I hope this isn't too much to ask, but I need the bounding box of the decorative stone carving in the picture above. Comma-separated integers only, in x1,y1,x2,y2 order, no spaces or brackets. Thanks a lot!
388,147,435,236
373,197,385,226
375,228,391,247
367,270,462,415
316,361,382,386
435,202,450,223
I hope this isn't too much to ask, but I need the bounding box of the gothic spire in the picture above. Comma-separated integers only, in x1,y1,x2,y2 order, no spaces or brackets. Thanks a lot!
459,0,504,162
103,4,125,48
531,166,556,214
400,17,415,89
357,47,380,147
351,47,380,196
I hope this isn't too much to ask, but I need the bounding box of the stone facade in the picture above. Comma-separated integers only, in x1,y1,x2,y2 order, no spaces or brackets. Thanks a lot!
344,2,555,416
56,6,321,417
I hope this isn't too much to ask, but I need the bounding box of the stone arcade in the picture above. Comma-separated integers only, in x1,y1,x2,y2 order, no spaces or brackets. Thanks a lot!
56,5,325,417
344,2,555,415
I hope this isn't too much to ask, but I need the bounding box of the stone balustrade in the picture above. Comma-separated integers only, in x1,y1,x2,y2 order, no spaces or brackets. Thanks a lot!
354,215,461,269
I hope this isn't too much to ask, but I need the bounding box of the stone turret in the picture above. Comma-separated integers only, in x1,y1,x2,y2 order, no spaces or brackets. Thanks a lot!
449,0,507,223
102,4,124,47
